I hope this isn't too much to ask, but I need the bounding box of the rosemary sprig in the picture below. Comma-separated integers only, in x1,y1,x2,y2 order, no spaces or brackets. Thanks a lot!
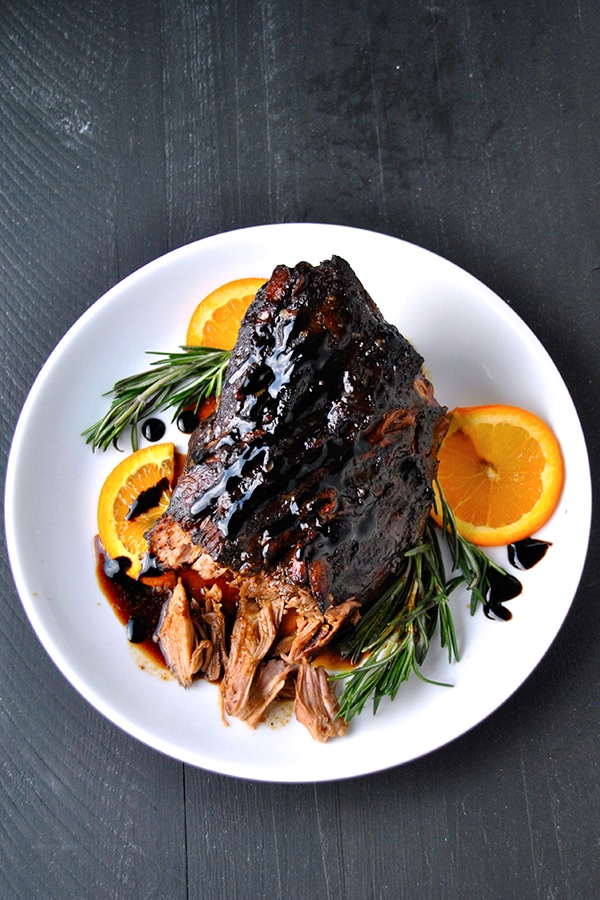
333,483,512,722
85,342,515,722
333,520,460,722
82,346,230,452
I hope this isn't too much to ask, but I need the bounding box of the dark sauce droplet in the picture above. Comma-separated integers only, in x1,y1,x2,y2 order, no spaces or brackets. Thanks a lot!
126,476,170,521
484,567,523,621
103,555,131,578
127,615,147,643
139,551,163,578
177,409,199,434
508,537,551,570
95,538,172,669
142,418,166,442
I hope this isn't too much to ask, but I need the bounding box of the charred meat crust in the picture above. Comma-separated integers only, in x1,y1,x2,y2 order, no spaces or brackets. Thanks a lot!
149,256,448,612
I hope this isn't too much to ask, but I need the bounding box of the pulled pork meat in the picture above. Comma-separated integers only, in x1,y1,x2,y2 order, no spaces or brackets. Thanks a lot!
155,580,228,687
148,257,448,740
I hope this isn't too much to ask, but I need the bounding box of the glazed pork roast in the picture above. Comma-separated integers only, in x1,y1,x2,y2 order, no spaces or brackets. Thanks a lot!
149,256,448,740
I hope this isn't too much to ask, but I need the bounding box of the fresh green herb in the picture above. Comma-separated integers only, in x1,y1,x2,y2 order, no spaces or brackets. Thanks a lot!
333,519,460,722
333,483,510,722
82,346,230,452
436,480,507,615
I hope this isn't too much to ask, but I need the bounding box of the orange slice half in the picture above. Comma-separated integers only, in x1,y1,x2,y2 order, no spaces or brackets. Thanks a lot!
185,277,266,350
431,404,564,546
97,443,175,578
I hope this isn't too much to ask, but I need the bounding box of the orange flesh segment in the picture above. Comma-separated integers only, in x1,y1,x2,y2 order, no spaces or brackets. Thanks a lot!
186,277,266,350
112,462,172,554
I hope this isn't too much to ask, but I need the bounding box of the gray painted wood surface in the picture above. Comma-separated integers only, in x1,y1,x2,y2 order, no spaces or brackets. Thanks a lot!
1,1,598,897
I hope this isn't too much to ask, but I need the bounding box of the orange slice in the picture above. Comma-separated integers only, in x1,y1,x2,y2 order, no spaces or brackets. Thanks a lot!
97,443,175,578
185,277,266,350
431,404,564,546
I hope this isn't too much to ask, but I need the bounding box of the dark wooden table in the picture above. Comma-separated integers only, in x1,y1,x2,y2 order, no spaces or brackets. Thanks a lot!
2,2,598,897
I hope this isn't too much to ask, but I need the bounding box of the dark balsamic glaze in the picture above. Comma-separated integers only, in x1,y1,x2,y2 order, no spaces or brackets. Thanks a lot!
142,418,166,442
126,616,147,643
484,567,523,621
177,409,200,434
126,477,170,521
103,554,130,578
95,537,240,669
508,537,552,570
95,537,172,667
187,298,398,572
484,537,552,620
188,313,339,535
139,551,164,577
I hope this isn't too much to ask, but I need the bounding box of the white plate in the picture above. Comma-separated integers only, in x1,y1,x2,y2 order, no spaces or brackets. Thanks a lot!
5,223,591,782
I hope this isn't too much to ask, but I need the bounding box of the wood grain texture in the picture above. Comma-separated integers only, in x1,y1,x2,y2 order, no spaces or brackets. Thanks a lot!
0,3,184,898
1,0,599,897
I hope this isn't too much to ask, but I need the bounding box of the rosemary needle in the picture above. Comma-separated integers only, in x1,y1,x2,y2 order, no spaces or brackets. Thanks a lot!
82,346,230,452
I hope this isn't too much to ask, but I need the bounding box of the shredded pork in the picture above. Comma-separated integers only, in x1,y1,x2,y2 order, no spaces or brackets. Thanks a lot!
295,663,347,742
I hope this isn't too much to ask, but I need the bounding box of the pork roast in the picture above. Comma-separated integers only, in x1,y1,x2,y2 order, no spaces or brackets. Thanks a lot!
148,256,448,739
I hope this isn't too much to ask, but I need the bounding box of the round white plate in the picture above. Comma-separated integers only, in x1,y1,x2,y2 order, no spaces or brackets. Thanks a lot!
5,223,591,782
